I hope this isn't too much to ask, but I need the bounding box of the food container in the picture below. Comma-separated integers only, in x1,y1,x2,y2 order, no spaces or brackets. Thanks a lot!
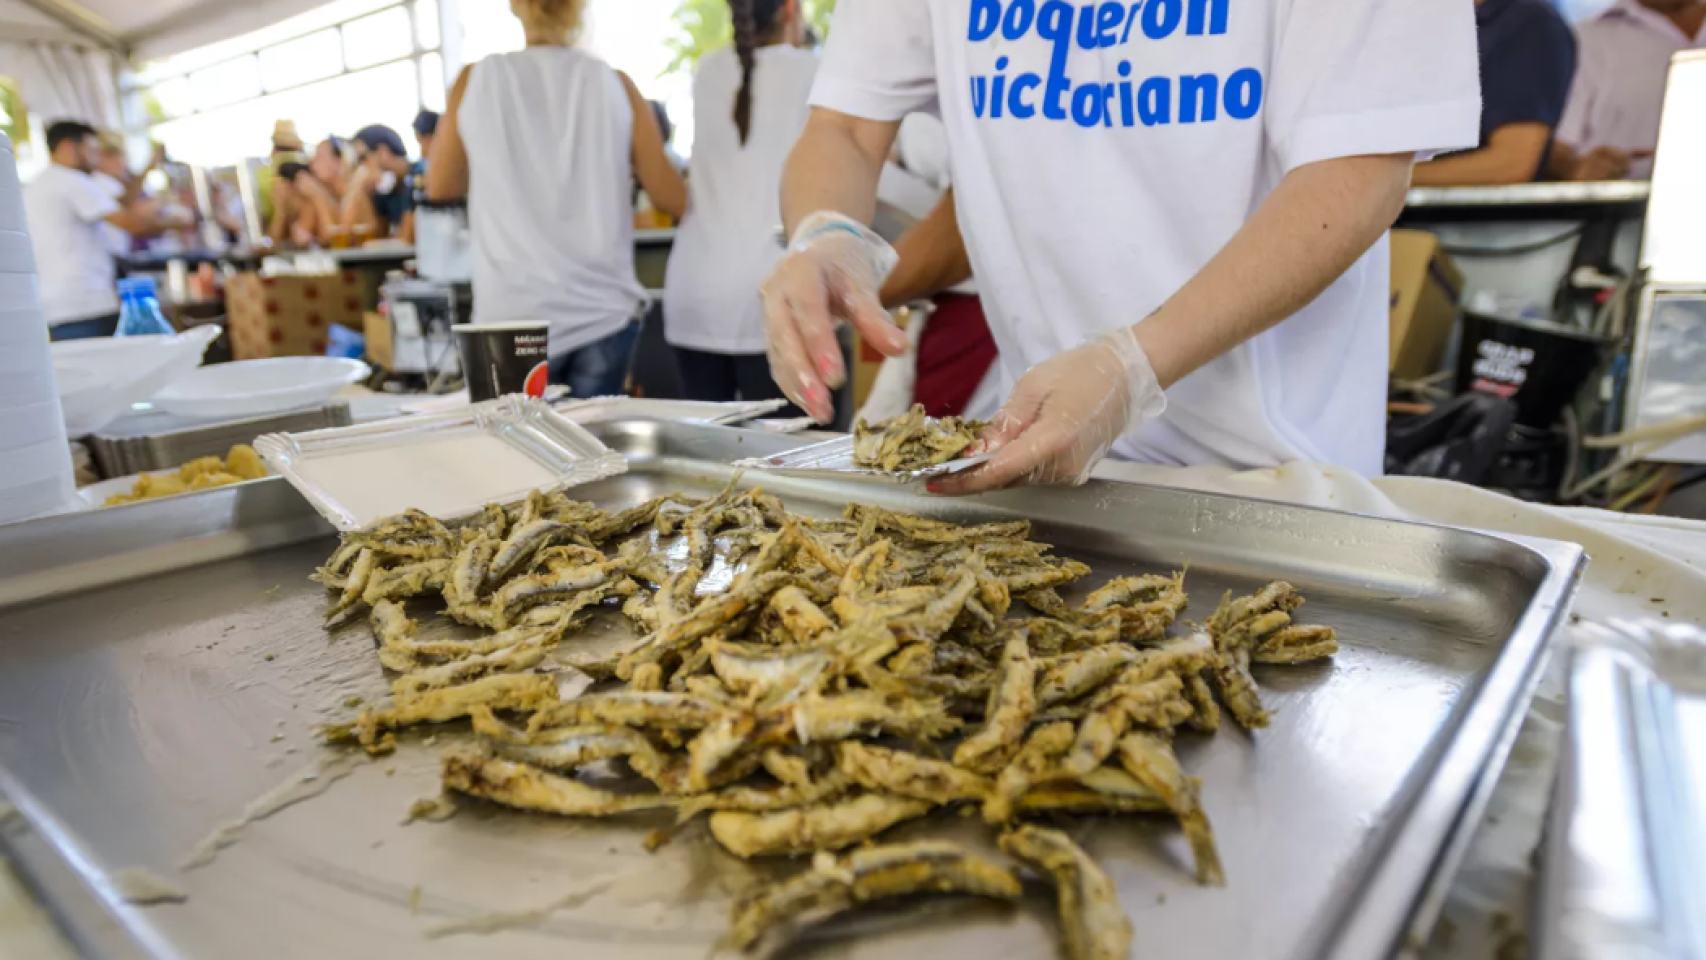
255,395,626,530
87,403,352,478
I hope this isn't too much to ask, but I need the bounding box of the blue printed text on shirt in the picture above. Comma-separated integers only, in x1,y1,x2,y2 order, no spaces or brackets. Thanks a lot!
966,0,1264,129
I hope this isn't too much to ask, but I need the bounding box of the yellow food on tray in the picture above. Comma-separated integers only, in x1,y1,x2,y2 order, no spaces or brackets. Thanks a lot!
104,445,269,506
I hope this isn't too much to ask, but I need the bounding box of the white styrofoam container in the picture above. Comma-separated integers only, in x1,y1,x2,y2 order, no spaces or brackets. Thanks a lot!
0,131,77,524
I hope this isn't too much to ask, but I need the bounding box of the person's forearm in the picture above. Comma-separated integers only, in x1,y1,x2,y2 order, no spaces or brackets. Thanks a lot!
1544,141,1580,180
341,192,379,233
880,189,973,308
1134,153,1413,388
1410,148,1525,186
1412,124,1551,187
780,110,895,238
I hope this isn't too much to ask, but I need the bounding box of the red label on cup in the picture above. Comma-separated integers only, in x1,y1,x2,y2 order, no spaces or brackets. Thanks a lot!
525,361,549,398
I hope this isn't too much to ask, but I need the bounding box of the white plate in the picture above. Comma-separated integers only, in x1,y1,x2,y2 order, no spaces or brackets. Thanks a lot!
51,327,221,436
152,357,370,420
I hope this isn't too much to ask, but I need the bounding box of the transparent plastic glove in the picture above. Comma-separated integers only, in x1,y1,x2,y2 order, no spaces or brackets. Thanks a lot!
930,327,1166,495
761,212,905,422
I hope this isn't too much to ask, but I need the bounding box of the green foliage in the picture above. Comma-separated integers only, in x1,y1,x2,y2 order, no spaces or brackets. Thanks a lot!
0,78,27,147
662,0,838,79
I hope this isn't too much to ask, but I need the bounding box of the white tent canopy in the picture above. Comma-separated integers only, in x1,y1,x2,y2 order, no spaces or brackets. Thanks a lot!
0,0,338,59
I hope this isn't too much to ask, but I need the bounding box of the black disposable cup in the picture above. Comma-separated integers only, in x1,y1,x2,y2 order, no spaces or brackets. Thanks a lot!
455,323,550,401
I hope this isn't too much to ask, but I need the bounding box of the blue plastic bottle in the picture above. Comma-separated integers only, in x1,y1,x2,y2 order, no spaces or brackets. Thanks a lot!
116,277,175,337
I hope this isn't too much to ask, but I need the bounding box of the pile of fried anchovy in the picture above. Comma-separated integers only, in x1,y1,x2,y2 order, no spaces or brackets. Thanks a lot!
852,404,987,472
317,482,1338,958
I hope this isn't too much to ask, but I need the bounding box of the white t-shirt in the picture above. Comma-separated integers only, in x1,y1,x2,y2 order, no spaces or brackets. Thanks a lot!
92,172,131,259
812,0,1481,475
461,47,646,356
664,45,819,354
23,165,120,326
1557,0,1705,180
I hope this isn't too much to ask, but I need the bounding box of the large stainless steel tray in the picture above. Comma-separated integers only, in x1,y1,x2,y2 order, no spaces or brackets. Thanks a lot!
0,419,1584,960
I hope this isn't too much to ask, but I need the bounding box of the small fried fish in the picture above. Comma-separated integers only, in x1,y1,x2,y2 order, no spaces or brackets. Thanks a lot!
442,748,671,817
953,629,1037,774
836,742,991,804
709,792,933,859
999,826,1132,960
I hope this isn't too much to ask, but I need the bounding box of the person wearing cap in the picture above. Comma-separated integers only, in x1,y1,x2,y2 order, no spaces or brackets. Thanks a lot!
259,119,308,229
762,0,1482,492
1411,0,1575,186
346,124,415,242
1549,0,1705,181
24,120,185,340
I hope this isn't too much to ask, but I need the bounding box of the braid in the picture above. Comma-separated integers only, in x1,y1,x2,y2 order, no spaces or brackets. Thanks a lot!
730,0,760,145
728,0,786,146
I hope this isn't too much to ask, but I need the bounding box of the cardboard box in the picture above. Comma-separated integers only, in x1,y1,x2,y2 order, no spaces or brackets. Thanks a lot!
1389,230,1464,380
362,310,392,371
225,272,364,361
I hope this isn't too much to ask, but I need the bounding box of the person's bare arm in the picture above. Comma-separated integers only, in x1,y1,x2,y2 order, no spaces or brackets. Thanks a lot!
339,164,382,234
618,71,687,220
427,65,473,202
1410,124,1553,186
936,152,1414,495
880,187,973,309
103,199,173,238
780,108,898,237
1138,154,1413,390
266,179,294,243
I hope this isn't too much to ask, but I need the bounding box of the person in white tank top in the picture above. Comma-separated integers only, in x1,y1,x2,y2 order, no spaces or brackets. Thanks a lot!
426,0,687,400
662,0,817,410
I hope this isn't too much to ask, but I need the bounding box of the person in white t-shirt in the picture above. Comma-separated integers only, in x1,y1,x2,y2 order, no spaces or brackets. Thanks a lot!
429,0,687,400
761,0,1482,491
663,0,817,408
24,121,180,341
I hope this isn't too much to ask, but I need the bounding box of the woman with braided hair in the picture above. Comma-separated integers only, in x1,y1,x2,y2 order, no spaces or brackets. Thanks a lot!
427,0,686,399
662,0,815,409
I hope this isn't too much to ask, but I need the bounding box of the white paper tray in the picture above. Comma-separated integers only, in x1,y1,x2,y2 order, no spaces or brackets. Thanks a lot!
733,432,993,483
254,396,626,530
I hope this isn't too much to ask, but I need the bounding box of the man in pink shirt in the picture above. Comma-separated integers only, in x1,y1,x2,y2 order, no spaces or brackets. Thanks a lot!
1550,0,1706,180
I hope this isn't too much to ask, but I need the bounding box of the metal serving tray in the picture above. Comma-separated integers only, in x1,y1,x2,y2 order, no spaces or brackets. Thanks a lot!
1536,621,1706,960
0,419,1584,960
88,403,353,478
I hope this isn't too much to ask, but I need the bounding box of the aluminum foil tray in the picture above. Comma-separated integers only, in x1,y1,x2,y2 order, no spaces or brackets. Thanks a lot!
1537,620,1706,960
254,395,626,531
88,403,352,478
734,432,994,482
554,396,786,426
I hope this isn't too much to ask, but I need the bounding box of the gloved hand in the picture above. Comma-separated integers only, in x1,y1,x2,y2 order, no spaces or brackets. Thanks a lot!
761,212,905,423
930,326,1166,494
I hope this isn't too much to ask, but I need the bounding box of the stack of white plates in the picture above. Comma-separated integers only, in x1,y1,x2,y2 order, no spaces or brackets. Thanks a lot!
0,132,77,523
